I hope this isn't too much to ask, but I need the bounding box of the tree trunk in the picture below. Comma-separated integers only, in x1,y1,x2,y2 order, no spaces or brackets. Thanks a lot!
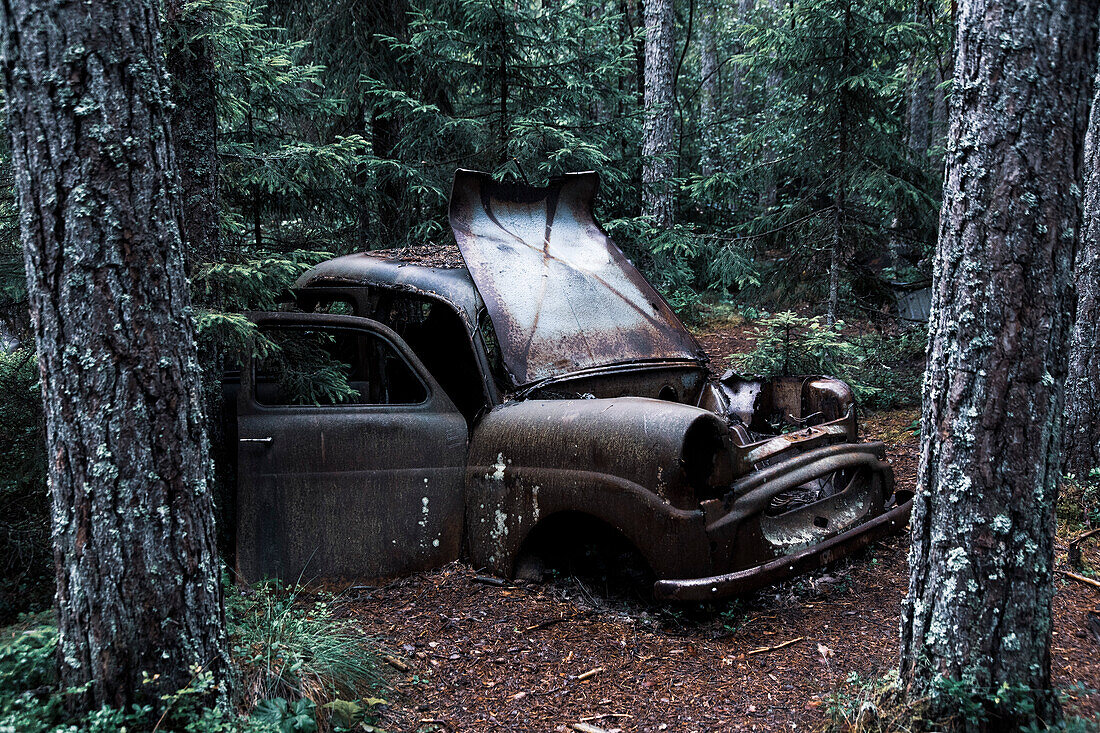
900,1,1097,728
826,0,851,329
826,200,842,327
728,0,755,112
165,0,219,268
642,0,676,227
905,0,932,164
931,62,949,170
698,0,718,177
889,0,935,270
761,0,783,209
1063,67,1100,479
907,70,933,163
0,0,230,713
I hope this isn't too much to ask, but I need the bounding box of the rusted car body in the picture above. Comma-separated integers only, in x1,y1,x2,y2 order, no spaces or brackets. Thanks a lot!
231,170,911,600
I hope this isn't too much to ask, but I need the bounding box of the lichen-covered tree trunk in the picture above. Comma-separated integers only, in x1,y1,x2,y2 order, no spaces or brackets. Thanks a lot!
900,1,1097,727
698,0,718,177
1063,67,1100,479
165,0,219,267
642,0,675,227
0,0,230,712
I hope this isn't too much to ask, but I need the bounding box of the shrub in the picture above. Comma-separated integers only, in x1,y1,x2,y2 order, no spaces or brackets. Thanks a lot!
0,614,270,732
822,671,1098,733
1060,468,1100,533
733,312,925,410
736,311,852,377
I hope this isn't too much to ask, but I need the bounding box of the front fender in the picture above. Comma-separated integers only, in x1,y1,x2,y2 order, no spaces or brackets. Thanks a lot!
466,397,731,508
464,464,708,578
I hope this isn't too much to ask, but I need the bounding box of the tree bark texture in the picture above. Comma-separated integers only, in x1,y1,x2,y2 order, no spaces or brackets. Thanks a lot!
642,0,676,227
165,0,219,268
1062,66,1100,479
698,0,718,177
0,0,230,711
900,1,1097,728
907,71,932,164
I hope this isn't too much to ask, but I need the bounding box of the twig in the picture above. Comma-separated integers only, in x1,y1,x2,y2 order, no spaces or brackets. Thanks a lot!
580,713,630,722
746,636,805,656
1071,527,1100,545
383,654,411,672
473,575,509,586
1060,570,1100,591
569,724,612,733
521,611,594,634
576,666,604,681
1069,528,1100,569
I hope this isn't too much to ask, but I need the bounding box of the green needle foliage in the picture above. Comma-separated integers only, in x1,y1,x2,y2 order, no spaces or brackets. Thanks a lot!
361,0,644,244
735,311,925,409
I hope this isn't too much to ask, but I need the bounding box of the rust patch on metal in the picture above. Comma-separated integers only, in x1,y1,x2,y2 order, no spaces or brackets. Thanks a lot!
448,170,706,388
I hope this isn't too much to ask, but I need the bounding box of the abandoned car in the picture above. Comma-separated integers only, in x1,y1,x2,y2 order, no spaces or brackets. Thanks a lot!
229,170,911,600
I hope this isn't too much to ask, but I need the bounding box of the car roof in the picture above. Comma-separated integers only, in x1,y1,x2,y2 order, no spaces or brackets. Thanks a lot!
294,246,484,332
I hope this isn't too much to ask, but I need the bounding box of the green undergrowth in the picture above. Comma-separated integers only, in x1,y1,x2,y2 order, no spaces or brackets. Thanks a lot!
1059,468,1100,535
0,347,49,624
733,311,926,410
0,581,389,732
822,670,1098,733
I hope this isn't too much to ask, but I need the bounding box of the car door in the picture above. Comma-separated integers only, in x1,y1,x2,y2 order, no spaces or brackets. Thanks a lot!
235,312,468,583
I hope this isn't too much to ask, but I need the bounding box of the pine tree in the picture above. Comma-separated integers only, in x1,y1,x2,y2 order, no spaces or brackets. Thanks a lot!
1063,64,1100,479
362,0,641,244
697,0,719,177
0,0,230,710
166,0,220,267
900,0,1098,726
213,0,366,255
730,0,928,322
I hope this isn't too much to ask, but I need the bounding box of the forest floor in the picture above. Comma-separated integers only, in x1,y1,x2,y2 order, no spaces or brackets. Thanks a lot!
344,318,1100,733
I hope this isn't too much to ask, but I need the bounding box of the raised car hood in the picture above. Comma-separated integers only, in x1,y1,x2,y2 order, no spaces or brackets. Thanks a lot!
448,170,706,387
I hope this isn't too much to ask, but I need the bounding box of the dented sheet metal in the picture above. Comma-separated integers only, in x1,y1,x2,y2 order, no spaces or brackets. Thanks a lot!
448,170,706,387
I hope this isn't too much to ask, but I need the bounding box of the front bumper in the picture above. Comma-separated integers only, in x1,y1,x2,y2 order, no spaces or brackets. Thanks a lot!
654,441,909,601
653,499,911,600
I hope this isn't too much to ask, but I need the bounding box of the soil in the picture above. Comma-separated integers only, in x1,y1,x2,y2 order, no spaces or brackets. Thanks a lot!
342,323,1100,733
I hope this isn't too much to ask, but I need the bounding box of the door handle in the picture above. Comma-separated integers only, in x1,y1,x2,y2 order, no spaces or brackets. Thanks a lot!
239,437,274,444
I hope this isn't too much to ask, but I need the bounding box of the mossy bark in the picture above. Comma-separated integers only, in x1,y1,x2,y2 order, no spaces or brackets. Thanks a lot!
0,0,230,712
1063,67,1100,479
900,1,1097,728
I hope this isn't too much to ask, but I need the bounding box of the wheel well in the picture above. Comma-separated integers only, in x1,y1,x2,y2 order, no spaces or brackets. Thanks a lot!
517,512,655,587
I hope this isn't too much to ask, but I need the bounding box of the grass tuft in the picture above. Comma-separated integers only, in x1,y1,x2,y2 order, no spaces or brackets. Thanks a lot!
227,579,387,727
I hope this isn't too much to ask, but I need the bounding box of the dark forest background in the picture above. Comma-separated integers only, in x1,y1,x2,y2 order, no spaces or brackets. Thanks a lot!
0,0,950,620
